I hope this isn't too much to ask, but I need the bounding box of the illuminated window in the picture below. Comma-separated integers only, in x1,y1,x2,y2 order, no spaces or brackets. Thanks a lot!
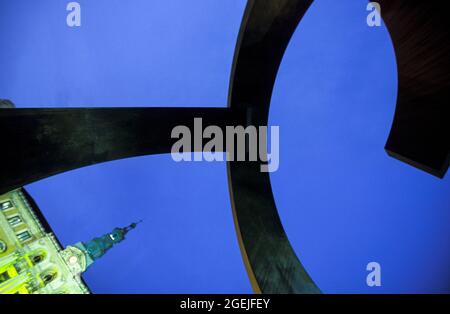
0,200,13,211
16,230,32,242
41,270,57,285
30,251,47,265
0,271,11,284
7,215,22,227
13,263,23,274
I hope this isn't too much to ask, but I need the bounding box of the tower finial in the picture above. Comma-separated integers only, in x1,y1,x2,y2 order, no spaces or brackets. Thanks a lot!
123,220,143,233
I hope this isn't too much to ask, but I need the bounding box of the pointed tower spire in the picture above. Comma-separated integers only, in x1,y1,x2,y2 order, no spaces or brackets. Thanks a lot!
82,221,141,263
63,222,141,274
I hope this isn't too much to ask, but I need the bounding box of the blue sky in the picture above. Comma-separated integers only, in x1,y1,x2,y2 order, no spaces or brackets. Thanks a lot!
0,0,448,293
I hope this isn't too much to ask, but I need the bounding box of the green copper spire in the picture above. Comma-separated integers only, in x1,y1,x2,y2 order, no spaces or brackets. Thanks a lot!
73,221,141,268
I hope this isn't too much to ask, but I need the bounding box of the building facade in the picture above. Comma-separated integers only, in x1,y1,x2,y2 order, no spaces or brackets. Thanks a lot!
0,188,137,294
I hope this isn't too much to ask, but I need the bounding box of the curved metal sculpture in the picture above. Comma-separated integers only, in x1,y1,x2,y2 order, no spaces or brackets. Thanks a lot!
0,0,448,293
380,1,450,178
226,0,319,293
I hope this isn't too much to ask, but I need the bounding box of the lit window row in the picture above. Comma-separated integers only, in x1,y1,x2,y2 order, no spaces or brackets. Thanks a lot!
1,200,33,243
